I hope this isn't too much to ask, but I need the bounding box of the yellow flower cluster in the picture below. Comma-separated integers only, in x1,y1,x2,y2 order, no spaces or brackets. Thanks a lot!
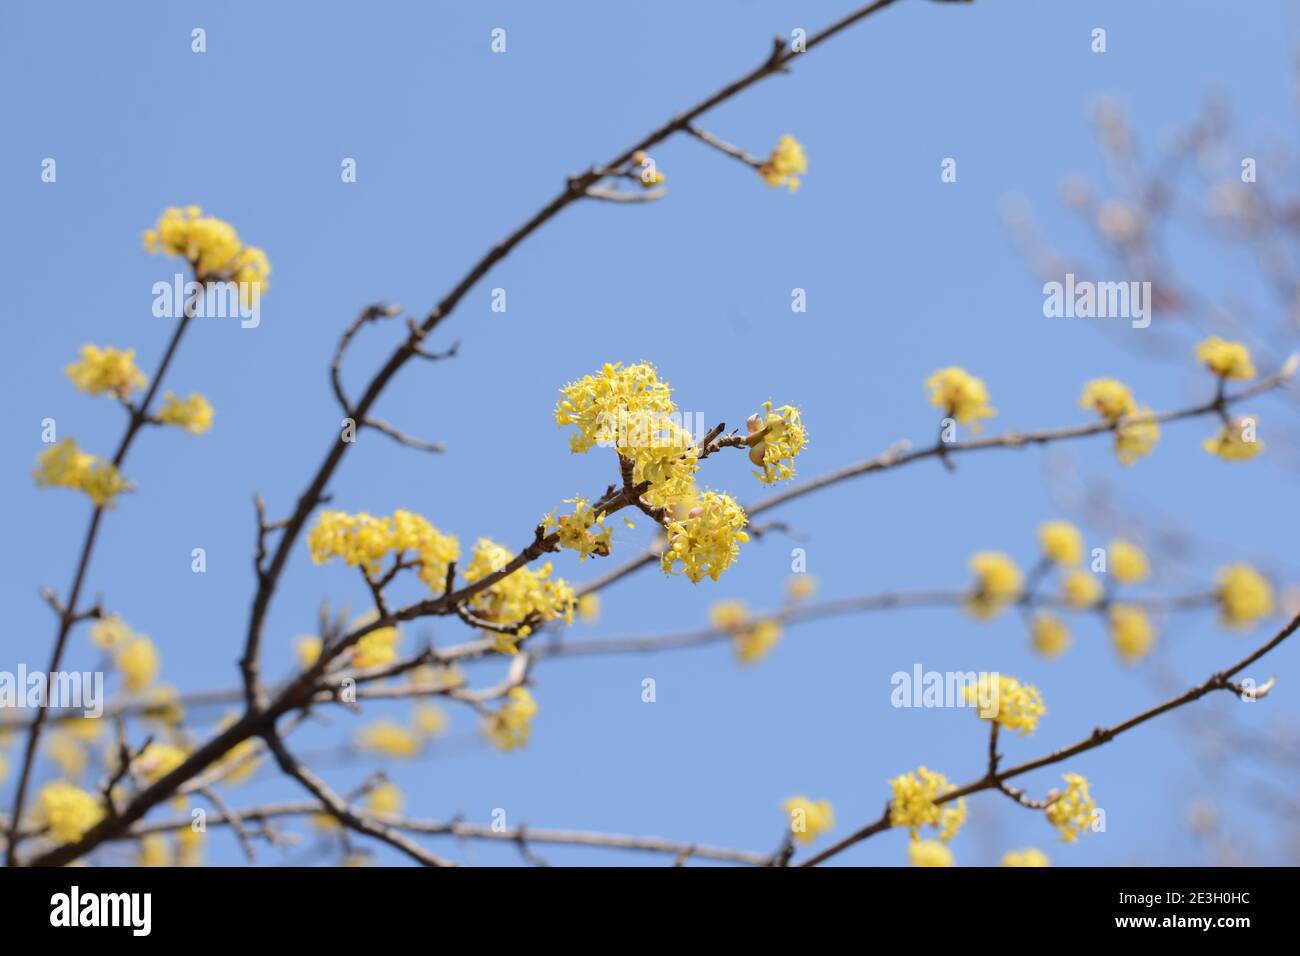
66,345,146,399
556,362,675,454
350,611,401,670
1038,520,1083,566
1196,337,1255,380
1203,419,1263,461
356,719,424,759
308,509,459,590
661,491,750,583
1215,564,1273,629
1078,379,1159,464
908,840,955,867
748,401,807,485
1109,539,1149,583
781,795,834,843
155,392,214,434
963,674,1045,735
143,205,271,298
888,767,966,841
367,782,405,815
1031,614,1071,658
38,781,104,843
926,366,995,430
1001,847,1050,867
965,552,1022,619
484,687,538,751
462,538,576,652
1061,569,1102,609
543,497,612,561
115,635,160,692
711,600,783,662
90,613,133,650
133,742,187,783
758,134,807,192
1045,773,1095,843
1108,604,1156,662
33,439,129,508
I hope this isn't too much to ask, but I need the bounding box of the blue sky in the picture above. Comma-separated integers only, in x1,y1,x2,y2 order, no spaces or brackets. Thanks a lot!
2,0,1297,866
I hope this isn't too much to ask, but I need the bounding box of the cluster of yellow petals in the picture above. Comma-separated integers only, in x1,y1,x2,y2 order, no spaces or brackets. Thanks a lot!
1196,336,1255,380
1045,773,1095,843
462,538,576,653
308,508,459,591
888,767,966,842
155,392,214,434
37,781,104,843
709,600,782,663
33,438,129,508
963,674,1046,735
781,795,834,843
543,496,613,561
926,366,995,430
964,551,1022,619
661,491,750,583
748,401,807,485
758,134,807,192
66,345,146,399
484,687,539,751
143,205,271,299
1215,564,1274,629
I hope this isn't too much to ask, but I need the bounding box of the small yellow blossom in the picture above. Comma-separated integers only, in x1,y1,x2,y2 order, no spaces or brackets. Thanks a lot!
137,833,173,867
1196,337,1255,380
115,636,160,692
709,600,750,631
356,720,423,759
1001,847,1050,867
134,742,187,783
350,611,400,670
1079,378,1136,420
1115,406,1160,464
33,439,129,508
296,635,323,669
154,392,214,435
555,362,675,455
1061,570,1103,609
908,840,955,867
781,795,834,843
543,496,612,561
888,767,966,841
1202,419,1264,461
926,367,995,430
965,552,1022,619
38,781,104,843
1031,614,1071,658
1215,564,1274,629
1045,773,1095,843
367,782,404,816
758,134,807,192
787,575,817,602
734,619,782,665
412,703,447,737
1109,604,1156,662
748,401,807,484
1109,539,1149,584
484,687,538,752
65,345,146,399
577,593,600,623
143,206,271,300
963,674,1045,735
661,491,749,583
1039,520,1083,566
462,538,576,652
90,614,132,650
308,509,459,592
312,812,343,833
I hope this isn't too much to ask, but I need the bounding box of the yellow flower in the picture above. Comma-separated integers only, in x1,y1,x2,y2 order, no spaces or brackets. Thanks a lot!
577,593,600,623
555,362,675,455
1109,539,1149,584
90,613,133,650
748,401,807,485
1031,614,1071,658
1195,337,1255,380
350,611,400,670
660,491,749,583
1045,773,1095,843
462,538,576,652
1001,847,1050,867
134,743,187,783
1115,406,1159,464
888,767,966,841
925,367,995,430
412,703,447,737
758,134,807,192
155,392,214,435
484,687,539,751
367,782,404,815
1202,419,1264,461
781,795,834,843
65,345,146,399
296,635,323,669
356,720,423,759
787,575,817,602
908,840,955,867
1215,564,1274,629
33,438,130,508
963,674,1046,735
115,636,160,692
709,600,750,631
543,496,613,561
1079,378,1136,420
37,781,104,843
734,619,782,665
1109,603,1156,662
965,552,1022,619
308,509,459,591
143,206,271,297
1038,520,1083,566
137,833,173,867
46,732,88,779
1060,570,1103,609
311,812,343,833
